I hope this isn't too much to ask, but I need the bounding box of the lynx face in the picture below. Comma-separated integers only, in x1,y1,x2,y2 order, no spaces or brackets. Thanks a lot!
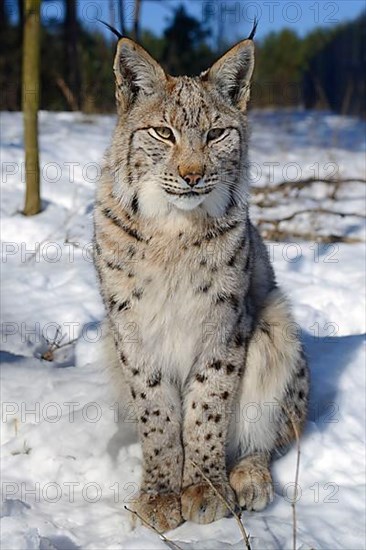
110,39,254,220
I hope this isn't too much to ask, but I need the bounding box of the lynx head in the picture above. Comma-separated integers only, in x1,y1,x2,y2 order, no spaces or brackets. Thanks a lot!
109,36,255,221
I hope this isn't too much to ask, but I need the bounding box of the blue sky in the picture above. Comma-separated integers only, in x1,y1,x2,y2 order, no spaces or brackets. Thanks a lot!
79,0,366,40
7,0,366,41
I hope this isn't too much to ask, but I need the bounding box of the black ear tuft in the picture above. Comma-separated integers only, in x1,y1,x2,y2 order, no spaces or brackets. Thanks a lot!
248,17,258,40
97,19,123,40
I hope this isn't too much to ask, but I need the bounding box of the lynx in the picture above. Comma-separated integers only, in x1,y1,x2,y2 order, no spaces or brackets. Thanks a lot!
93,33,309,532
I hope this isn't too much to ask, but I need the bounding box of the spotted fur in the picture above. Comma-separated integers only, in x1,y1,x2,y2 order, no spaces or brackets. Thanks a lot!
93,37,309,530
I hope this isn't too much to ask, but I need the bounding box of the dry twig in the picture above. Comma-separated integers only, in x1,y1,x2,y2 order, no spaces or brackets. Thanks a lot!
274,400,301,550
190,460,252,550
55,74,79,111
252,176,366,196
258,227,362,244
287,412,301,550
258,207,365,225
41,328,77,361
252,175,365,243
124,506,183,550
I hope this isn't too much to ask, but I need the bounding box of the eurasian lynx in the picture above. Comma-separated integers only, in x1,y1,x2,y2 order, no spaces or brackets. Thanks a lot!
93,35,309,531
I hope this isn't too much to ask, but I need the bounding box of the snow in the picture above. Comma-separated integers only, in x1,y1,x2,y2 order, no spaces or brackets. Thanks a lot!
1,109,365,550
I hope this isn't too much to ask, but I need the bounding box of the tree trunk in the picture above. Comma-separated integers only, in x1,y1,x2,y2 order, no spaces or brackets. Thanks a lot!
0,1,7,31
18,0,24,39
23,0,41,216
64,0,81,110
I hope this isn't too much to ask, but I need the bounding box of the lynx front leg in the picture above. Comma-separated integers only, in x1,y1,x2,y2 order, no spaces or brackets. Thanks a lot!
181,354,246,524
117,349,184,531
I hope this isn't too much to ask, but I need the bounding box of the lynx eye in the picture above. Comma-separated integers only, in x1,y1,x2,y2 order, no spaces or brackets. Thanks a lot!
153,127,175,142
207,128,226,142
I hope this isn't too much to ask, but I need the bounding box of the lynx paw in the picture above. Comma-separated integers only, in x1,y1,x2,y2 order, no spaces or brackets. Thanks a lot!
181,482,236,524
229,460,274,511
130,492,183,532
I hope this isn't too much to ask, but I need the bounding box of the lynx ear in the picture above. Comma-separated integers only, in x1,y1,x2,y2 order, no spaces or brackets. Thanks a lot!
113,38,167,112
202,39,255,111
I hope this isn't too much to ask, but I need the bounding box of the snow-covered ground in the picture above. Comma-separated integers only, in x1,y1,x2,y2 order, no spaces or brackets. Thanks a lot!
1,110,365,550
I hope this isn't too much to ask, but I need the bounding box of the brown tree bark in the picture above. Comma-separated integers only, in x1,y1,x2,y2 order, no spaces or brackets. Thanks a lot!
23,0,41,216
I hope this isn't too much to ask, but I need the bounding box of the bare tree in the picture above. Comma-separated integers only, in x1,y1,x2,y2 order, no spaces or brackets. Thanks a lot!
23,0,41,216
0,1,6,32
18,0,25,41
64,0,81,110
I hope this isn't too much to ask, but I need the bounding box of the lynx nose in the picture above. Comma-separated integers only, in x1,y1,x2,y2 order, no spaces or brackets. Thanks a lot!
183,173,202,187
